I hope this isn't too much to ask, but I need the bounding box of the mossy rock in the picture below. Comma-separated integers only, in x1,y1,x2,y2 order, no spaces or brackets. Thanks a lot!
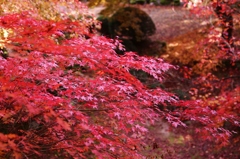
160,0,180,5
98,7,156,42
97,15,111,36
98,7,167,57
130,0,146,4
115,39,138,55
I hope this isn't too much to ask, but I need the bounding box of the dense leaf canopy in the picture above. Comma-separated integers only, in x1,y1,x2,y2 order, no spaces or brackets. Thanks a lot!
0,0,239,158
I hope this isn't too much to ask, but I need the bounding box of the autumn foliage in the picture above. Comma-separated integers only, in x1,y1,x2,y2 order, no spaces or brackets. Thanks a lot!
166,0,240,147
0,0,239,158
0,1,178,158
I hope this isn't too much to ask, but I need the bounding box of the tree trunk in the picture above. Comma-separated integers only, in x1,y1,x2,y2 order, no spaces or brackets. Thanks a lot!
214,0,234,53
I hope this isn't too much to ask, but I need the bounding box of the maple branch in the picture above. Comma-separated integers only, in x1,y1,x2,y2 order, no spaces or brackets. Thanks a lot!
78,109,113,112
214,0,234,53
221,75,240,80
55,108,113,112
219,36,235,54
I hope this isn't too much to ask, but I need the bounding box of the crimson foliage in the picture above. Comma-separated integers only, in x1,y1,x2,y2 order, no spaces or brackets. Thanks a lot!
0,2,239,159
0,11,178,158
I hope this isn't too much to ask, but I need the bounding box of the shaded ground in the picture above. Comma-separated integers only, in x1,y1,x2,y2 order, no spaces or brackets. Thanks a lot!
140,5,212,41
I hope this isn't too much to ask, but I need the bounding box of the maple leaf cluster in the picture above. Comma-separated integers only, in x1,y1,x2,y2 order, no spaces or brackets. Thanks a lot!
0,5,178,158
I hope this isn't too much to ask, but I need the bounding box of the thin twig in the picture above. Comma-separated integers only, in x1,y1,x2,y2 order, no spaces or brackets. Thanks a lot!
221,75,240,80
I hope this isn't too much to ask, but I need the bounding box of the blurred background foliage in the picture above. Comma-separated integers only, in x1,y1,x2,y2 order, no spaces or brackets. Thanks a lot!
0,0,94,21
0,0,98,58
